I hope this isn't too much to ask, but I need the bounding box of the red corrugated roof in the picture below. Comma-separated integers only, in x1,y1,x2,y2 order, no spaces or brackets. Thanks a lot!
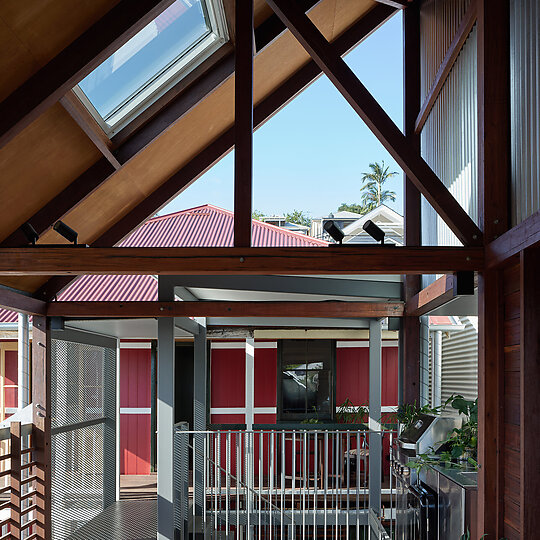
0,205,327,323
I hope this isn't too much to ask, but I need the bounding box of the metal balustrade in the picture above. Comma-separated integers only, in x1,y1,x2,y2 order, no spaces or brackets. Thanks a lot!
174,426,396,539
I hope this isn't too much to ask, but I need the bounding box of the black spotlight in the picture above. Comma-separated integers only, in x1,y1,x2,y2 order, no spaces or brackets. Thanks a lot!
362,220,385,244
53,221,78,245
21,222,39,246
323,220,345,244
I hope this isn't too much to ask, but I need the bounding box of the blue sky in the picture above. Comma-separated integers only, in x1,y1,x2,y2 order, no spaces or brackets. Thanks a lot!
162,11,404,219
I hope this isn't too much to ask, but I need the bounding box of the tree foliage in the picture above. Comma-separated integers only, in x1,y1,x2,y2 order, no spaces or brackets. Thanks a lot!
337,202,369,215
251,209,265,221
359,161,397,211
285,209,311,227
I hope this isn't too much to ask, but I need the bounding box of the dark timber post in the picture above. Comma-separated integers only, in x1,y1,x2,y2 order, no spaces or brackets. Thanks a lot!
10,422,21,539
402,0,421,405
31,315,51,539
234,0,254,247
477,1,510,537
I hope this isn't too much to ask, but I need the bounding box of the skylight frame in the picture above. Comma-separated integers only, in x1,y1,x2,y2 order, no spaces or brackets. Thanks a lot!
74,0,229,137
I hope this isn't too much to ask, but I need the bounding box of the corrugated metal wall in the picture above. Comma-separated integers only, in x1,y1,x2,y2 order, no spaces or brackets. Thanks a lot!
510,0,540,226
419,0,478,248
440,316,478,403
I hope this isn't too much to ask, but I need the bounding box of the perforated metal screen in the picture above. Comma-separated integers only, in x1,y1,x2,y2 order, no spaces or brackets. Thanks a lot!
50,330,116,540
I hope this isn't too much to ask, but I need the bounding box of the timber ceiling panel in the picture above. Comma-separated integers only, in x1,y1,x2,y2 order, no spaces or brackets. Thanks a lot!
0,104,101,238
0,0,377,294
0,0,120,101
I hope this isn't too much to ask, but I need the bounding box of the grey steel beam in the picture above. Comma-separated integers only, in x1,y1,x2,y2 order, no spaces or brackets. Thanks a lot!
172,275,402,299
207,317,371,328
193,318,207,524
368,319,382,523
157,279,175,540
174,317,199,335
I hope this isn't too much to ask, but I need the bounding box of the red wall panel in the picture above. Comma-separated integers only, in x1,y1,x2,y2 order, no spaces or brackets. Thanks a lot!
336,347,369,406
254,348,277,407
210,414,245,424
4,350,17,409
211,348,245,408
382,348,398,406
120,347,151,475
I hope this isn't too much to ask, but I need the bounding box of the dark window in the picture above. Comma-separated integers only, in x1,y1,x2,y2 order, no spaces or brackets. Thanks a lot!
278,340,334,421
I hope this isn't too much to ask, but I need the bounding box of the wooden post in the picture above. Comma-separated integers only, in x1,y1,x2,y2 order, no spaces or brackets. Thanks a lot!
233,0,254,247
9,421,21,540
402,0,421,405
31,316,51,539
477,0,510,536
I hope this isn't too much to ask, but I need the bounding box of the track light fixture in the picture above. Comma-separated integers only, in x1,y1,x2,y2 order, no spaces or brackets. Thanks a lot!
362,220,385,244
323,220,345,245
53,221,78,245
21,222,39,246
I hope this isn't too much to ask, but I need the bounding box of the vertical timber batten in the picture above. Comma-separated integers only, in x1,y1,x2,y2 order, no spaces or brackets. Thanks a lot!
477,0,510,537
520,247,540,538
234,0,254,247
31,315,51,539
402,0,421,405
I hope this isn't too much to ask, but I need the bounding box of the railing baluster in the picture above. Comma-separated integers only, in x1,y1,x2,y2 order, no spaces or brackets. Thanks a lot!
226,432,230,537
324,431,328,539
356,431,360,540
281,431,285,539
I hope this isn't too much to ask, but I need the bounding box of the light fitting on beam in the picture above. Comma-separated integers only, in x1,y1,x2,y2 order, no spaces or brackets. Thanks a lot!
323,220,345,244
53,221,78,245
21,222,39,246
362,220,385,244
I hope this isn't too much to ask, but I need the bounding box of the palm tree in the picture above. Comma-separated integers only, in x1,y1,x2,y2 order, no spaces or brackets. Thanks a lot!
360,161,398,212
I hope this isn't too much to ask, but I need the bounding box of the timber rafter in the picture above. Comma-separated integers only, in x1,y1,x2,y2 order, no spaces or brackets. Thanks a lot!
266,0,483,247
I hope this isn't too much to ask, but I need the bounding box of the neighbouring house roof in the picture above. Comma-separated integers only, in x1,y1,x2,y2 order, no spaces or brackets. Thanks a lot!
0,205,327,323
342,205,404,245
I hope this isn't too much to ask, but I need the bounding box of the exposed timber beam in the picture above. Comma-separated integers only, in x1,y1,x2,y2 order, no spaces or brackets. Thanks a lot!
486,209,540,268
59,92,121,169
166,275,402,299
0,286,47,316
405,272,474,316
234,0,254,247
0,246,483,276
402,0,421,405
46,300,404,318
477,0,510,537
32,5,396,301
0,0,174,150
266,0,482,247
414,0,477,134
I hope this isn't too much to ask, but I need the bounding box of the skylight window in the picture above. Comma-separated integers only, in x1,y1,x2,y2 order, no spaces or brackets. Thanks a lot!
75,0,228,135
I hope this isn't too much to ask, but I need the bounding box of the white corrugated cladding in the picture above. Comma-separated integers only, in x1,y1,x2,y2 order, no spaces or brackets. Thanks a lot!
440,316,478,403
510,0,540,226
419,0,478,249
420,316,431,406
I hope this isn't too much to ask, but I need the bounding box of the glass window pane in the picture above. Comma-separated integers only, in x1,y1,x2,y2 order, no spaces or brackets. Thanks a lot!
282,371,307,413
79,0,210,120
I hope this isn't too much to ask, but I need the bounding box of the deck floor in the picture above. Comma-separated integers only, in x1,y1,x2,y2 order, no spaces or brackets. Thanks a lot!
68,499,157,540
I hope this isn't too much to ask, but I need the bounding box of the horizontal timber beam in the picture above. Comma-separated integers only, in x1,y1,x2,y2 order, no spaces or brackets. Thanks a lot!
267,0,482,247
415,0,477,134
485,209,540,268
0,286,47,316
0,246,483,276
0,0,174,150
405,271,474,316
46,300,404,318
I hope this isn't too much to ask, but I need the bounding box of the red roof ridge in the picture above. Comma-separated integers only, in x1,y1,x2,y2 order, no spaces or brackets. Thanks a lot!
144,204,328,245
